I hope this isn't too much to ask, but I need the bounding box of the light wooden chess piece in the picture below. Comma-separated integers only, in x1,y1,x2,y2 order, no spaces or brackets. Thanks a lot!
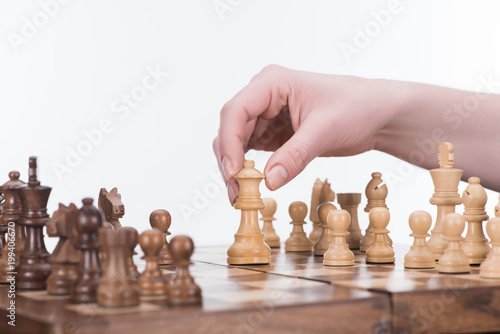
313,202,337,256
324,210,354,267
138,229,168,296
167,235,202,305
259,198,280,248
462,177,490,265
309,179,335,244
366,207,395,264
337,193,363,250
227,160,271,265
480,216,500,279
495,195,500,217
438,213,470,274
428,142,463,260
404,211,436,269
149,209,174,265
285,201,313,252
360,173,392,252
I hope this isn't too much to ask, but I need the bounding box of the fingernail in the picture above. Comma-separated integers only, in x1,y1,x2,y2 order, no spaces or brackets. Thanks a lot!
267,165,288,191
222,156,234,180
228,182,238,206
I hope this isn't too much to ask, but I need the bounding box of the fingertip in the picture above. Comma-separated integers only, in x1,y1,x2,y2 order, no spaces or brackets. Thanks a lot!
228,179,239,206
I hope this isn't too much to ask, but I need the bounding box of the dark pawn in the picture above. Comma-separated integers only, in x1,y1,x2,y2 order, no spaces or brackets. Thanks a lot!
167,235,202,306
0,171,26,281
97,227,140,308
46,203,81,295
138,229,168,296
122,227,140,281
71,198,103,303
16,157,52,290
149,209,174,265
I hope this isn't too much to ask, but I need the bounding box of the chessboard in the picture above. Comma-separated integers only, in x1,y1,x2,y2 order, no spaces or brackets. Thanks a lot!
1,245,499,334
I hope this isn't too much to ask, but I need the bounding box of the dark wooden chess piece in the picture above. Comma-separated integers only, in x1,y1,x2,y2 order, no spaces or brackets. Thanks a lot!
71,198,103,303
46,203,81,295
97,227,140,307
149,209,174,265
98,188,124,229
16,158,52,290
166,235,202,306
138,229,168,296
122,226,140,281
0,171,26,283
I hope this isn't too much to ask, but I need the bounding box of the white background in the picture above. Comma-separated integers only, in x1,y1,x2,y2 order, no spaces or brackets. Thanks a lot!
1,0,499,253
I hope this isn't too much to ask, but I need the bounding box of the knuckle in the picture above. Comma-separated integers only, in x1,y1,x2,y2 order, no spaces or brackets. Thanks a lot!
284,142,312,174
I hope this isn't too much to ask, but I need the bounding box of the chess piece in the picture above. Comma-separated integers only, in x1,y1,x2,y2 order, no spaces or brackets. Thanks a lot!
462,177,490,265
71,198,103,303
0,171,26,284
480,217,500,278
285,201,313,252
259,198,280,248
123,227,140,281
46,203,81,295
16,157,52,290
97,227,140,307
227,160,271,265
404,211,436,269
167,235,202,305
150,209,174,265
337,193,364,249
438,213,470,274
366,207,395,264
98,188,124,229
309,179,335,244
360,172,392,252
138,229,168,296
428,142,463,260
313,202,337,256
324,210,354,266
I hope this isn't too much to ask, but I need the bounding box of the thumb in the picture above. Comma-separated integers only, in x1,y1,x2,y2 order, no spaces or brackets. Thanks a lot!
263,123,323,191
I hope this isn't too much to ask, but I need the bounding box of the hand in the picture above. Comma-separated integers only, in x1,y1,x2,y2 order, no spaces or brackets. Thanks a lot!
213,65,406,204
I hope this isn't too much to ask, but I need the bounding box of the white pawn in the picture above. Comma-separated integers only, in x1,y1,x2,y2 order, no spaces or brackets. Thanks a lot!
324,210,354,267
313,202,337,256
259,198,281,248
366,207,395,264
285,202,313,252
404,211,436,269
480,217,500,279
438,213,470,274
462,177,490,264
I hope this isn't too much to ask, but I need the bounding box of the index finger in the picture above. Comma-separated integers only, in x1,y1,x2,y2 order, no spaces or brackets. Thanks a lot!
216,65,291,180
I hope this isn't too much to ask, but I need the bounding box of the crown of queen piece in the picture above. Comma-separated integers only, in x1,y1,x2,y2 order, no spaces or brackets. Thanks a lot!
233,160,266,210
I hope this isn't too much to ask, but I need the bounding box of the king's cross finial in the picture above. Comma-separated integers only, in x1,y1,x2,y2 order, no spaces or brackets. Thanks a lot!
438,142,455,168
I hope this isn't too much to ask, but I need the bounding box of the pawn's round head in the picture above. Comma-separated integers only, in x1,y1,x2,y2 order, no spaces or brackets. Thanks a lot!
443,213,465,237
289,201,307,221
327,209,351,231
260,198,277,216
121,227,139,249
139,229,164,256
409,211,432,234
486,217,500,243
149,209,171,232
369,207,390,228
169,235,194,263
317,202,337,224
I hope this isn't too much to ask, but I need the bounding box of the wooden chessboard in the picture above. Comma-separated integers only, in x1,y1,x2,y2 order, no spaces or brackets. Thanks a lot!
1,245,499,334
